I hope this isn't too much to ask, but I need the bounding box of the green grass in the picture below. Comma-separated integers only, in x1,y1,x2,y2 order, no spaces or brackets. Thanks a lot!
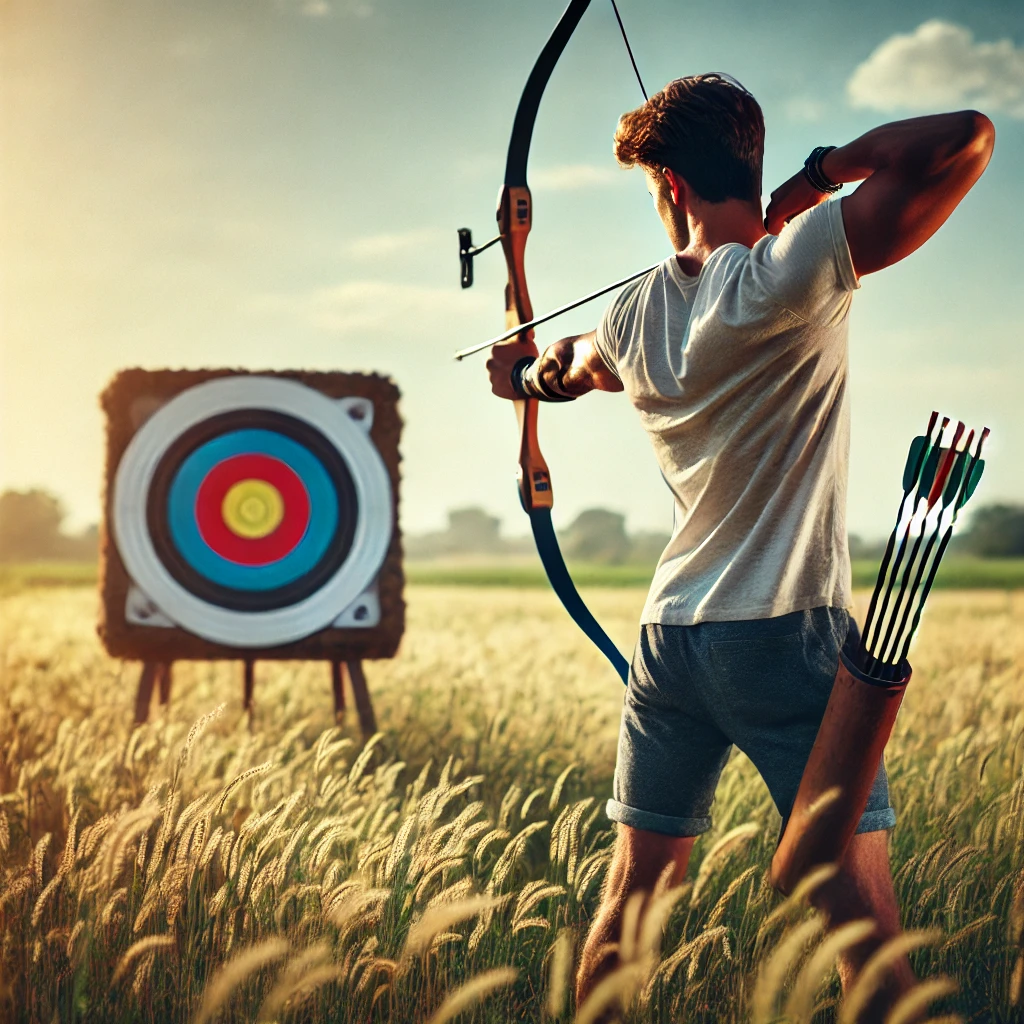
0,560,98,593
5,557,1024,593
408,557,1024,590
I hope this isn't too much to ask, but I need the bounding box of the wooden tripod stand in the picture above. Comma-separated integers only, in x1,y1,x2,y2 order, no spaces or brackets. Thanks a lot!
133,658,378,738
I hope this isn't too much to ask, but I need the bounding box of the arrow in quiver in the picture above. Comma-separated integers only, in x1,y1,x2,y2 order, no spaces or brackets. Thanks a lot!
771,414,988,894
99,369,404,665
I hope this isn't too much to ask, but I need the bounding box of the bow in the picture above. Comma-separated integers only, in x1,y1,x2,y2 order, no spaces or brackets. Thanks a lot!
459,0,647,684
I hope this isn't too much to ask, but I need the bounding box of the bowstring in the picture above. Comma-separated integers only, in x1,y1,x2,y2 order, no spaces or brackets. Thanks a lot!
608,0,648,100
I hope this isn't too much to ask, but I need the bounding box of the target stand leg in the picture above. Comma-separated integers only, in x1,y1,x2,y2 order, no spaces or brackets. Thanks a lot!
243,659,256,729
345,661,377,740
134,662,160,725
157,662,173,707
330,660,346,723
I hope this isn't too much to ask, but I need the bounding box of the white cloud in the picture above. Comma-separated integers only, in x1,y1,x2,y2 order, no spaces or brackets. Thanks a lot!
253,280,487,334
847,20,1024,118
343,228,447,260
275,0,373,18
784,96,825,123
530,164,620,191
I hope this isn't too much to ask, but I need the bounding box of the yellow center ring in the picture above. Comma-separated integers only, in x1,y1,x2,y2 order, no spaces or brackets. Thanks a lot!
221,479,285,539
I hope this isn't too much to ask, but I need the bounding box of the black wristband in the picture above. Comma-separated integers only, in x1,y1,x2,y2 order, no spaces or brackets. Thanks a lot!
509,356,536,400
802,146,842,194
509,356,575,403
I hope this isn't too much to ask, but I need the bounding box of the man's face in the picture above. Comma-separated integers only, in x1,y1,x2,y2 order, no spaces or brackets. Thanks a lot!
645,167,689,252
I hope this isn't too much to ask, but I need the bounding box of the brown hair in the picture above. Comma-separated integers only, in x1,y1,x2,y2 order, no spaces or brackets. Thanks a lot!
613,73,764,204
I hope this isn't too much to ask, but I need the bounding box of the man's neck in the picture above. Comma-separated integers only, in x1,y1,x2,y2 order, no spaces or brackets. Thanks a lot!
675,198,766,275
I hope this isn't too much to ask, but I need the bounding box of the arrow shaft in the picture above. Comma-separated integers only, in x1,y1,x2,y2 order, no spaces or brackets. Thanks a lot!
454,262,660,360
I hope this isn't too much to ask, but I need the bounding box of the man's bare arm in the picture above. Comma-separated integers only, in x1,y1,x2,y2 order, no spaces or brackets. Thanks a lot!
765,111,995,277
486,330,623,400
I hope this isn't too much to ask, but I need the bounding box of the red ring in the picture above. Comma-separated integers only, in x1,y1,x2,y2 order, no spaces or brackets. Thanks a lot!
195,454,310,566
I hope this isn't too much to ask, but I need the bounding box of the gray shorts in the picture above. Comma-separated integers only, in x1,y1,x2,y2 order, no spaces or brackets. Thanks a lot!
607,606,896,837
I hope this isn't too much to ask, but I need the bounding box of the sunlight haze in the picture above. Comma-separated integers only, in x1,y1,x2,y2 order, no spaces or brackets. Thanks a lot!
2,0,1021,540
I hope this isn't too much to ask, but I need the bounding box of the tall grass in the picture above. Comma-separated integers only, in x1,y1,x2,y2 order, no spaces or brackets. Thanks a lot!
0,586,1021,1022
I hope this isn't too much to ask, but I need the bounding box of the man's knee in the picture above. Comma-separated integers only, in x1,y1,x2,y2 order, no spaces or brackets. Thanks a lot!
604,824,696,899
807,830,900,923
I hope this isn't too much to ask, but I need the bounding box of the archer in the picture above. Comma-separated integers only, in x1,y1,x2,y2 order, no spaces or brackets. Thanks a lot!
487,74,994,1020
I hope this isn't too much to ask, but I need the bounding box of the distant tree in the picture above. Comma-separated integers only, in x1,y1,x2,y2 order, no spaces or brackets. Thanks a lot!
561,509,630,564
404,506,510,559
628,529,672,565
62,524,99,561
961,504,1024,557
0,489,67,562
446,508,502,552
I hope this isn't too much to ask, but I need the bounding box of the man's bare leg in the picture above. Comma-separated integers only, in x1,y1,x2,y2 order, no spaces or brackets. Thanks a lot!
811,830,917,1021
575,824,696,1009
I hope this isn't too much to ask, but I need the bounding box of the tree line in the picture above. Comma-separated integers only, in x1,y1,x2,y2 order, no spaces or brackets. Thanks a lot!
3,489,1023,565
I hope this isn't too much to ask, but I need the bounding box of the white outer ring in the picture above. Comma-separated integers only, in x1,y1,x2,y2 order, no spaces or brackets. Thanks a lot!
112,376,392,647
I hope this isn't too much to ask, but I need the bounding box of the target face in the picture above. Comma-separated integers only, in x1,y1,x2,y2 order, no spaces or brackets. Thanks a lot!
113,377,392,647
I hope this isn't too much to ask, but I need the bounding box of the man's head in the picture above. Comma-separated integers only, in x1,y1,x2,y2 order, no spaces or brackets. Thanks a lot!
614,74,765,235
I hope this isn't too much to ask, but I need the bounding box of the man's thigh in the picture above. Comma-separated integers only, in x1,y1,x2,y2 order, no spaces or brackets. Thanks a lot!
696,607,897,833
606,625,733,838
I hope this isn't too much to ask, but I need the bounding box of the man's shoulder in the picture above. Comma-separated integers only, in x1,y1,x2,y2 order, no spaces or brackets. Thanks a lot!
745,199,859,318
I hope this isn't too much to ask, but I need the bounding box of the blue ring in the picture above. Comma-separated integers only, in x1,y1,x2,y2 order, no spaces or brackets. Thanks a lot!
167,429,339,591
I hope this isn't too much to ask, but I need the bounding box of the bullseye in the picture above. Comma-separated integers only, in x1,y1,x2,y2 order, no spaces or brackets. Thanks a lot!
193,451,311,566
222,479,284,539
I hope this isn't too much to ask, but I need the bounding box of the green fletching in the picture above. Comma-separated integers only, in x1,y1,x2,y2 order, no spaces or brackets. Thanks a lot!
942,450,970,505
959,459,986,507
918,445,941,498
902,436,930,491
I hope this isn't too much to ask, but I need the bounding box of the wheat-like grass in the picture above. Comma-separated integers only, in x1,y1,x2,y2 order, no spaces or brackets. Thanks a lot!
193,938,290,1024
782,918,877,1023
0,586,1021,1022
402,895,498,963
885,976,960,1024
112,934,175,985
423,966,517,1024
750,915,826,1023
837,930,944,1024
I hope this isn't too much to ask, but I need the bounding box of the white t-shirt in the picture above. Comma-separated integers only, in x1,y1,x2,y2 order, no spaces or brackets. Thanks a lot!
595,198,859,625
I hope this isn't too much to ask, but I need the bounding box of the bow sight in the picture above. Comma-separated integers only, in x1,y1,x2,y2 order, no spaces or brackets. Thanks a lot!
457,228,501,289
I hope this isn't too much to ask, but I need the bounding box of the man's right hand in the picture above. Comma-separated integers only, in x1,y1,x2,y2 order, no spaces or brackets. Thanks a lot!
764,170,830,235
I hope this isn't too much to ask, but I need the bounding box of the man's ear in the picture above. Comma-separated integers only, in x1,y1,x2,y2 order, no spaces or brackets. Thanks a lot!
663,167,685,208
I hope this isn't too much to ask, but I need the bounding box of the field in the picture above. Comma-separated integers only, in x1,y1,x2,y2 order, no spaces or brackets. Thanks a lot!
1,583,1023,1023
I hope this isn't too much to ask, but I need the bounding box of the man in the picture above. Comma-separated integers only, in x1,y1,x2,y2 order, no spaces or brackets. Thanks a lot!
487,74,994,1018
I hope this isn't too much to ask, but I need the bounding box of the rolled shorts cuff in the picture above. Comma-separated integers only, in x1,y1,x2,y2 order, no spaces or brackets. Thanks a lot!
854,806,897,834
605,799,712,837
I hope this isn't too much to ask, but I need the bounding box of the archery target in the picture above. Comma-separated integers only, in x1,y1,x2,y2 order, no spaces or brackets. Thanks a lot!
112,377,392,647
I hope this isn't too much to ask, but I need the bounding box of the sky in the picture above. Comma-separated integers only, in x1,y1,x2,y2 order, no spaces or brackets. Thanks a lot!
2,0,1022,541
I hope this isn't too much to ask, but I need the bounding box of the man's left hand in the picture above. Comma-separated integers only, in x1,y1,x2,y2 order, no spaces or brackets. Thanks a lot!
486,338,538,400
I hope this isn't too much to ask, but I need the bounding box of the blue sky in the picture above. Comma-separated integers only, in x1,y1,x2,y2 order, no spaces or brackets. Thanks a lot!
2,0,1022,540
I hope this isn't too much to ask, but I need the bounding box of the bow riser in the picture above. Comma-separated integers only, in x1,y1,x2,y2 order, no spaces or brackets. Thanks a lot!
498,185,534,329
498,184,554,515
